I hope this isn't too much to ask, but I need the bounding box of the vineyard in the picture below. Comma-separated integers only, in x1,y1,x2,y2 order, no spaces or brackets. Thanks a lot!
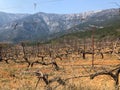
0,38,120,90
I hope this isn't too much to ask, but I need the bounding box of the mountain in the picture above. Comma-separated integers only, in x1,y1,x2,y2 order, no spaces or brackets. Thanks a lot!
68,8,120,32
36,11,95,33
48,19,120,44
0,8,119,43
0,12,29,27
0,13,49,42
0,11,96,42
45,8,120,40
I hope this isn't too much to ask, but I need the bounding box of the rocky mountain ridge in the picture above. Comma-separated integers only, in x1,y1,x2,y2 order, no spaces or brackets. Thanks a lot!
0,8,119,42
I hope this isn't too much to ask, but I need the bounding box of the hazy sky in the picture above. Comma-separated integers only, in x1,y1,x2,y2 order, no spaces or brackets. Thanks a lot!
0,0,119,14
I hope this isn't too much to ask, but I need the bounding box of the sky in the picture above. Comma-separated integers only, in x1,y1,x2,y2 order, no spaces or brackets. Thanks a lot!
0,0,119,14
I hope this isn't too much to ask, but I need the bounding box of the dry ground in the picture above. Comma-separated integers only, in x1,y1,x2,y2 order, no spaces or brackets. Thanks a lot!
0,53,120,90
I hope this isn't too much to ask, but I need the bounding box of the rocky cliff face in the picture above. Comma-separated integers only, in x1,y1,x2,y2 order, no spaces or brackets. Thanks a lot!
36,11,96,33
